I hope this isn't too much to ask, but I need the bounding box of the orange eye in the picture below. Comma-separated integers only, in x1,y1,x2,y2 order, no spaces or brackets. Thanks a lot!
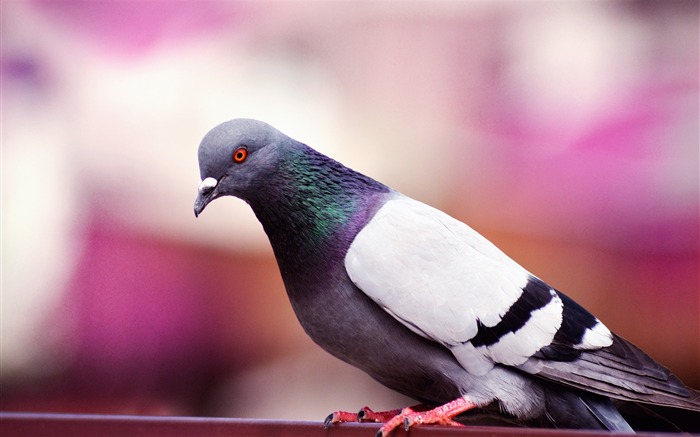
232,147,248,163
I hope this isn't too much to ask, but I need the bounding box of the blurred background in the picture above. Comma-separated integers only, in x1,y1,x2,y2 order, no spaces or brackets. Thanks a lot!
2,0,698,420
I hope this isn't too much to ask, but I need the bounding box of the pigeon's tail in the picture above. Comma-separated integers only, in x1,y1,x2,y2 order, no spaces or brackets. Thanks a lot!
542,385,700,433
543,387,633,431
581,396,634,432
459,387,699,432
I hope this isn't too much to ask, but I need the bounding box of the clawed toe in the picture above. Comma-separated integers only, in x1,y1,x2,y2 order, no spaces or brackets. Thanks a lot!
323,410,359,427
403,413,464,429
326,399,474,435
323,413,334,428
376,398,475,436
358,406,403,423
325,405,407,427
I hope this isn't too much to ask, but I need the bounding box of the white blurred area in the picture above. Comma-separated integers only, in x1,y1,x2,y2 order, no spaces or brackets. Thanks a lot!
2,0,698,418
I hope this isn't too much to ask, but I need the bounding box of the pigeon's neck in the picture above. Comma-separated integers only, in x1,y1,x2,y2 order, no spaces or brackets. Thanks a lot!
247,145,390,281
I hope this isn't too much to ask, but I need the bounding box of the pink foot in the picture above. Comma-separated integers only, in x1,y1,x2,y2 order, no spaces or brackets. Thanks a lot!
376,398,476,437
358,406,409,423
324,405,420,426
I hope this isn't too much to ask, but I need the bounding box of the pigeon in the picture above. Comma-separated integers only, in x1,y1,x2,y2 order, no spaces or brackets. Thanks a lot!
194,118,700,435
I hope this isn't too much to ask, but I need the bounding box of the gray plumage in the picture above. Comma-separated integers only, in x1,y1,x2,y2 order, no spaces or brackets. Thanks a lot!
194,118,700,432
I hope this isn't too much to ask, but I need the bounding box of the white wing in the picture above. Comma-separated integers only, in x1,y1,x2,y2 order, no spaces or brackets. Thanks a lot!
345,195,567,375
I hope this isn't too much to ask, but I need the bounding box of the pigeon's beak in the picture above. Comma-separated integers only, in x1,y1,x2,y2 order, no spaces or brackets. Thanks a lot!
194,177,218,217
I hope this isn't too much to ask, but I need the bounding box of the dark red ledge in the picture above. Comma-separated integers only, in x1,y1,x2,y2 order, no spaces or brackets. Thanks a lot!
0,412,691,437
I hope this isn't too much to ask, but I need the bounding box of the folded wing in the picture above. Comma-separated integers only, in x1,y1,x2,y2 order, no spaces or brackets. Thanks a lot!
345,195,699,410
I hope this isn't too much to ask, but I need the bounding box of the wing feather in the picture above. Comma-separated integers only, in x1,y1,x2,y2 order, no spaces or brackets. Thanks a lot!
345,195,699,411
523,334,700,410
345,195,565,374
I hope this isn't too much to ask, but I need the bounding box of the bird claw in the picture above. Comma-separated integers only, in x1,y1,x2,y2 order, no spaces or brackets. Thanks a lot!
323,413,334,428
324,405,405,427
375,398,474,437
325,401,472,436
375,407,416,437
323,411,359,428
358,406,402,423
403,413,464,429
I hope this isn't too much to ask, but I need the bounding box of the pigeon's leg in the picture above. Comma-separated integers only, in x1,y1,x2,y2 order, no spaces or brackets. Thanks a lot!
377,397,476,437
358,405,421,423
324,405,424,426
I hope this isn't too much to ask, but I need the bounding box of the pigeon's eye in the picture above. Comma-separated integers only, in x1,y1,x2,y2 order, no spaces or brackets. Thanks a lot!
232,147,248,163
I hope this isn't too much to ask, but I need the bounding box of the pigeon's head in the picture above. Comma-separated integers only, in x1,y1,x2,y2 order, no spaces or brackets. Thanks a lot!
194,118,287,217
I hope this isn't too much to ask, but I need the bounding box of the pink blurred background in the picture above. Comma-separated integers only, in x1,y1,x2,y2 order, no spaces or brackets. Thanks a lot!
2,0,698,419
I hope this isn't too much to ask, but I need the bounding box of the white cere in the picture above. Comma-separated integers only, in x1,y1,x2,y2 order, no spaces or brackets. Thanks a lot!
198,177,218,194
